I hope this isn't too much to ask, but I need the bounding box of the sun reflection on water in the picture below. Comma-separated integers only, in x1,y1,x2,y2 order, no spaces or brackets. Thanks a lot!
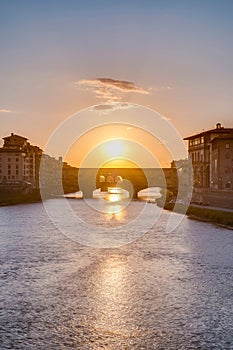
92,256,134,336
108,193,121,203
105,204,124,221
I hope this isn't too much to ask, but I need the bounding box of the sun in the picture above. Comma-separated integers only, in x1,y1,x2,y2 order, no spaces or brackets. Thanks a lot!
105,139,125,158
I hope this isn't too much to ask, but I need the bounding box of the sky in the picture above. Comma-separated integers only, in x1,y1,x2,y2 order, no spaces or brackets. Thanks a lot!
0,0,233,167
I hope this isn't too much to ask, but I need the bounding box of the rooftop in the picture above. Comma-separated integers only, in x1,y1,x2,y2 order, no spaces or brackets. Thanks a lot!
3,133,28,141
184,123,233,140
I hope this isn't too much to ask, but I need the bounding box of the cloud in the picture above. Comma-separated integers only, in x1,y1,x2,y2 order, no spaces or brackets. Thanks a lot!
149,86,173,94
92,104,116,111
0,108,12,113
75,78,150,102
90,102,137,113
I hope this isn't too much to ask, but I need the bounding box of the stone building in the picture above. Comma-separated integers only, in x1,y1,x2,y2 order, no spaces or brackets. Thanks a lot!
0,133,42,188
184,123,233,208
184,123,233,190
170,158,193,199
0,133,79,196
210,135,233,190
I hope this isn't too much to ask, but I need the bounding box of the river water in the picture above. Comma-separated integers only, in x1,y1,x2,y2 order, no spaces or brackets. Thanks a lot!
0,199,233,349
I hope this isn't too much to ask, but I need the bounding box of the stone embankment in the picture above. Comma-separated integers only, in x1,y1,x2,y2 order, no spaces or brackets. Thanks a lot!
159,201,233,229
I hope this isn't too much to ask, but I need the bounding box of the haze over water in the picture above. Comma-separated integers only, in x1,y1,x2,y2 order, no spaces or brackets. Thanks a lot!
1,199,232,349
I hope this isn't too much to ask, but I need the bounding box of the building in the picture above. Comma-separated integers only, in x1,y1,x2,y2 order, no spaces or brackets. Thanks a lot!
0,133,43,188
0,133,79,197
62,162,79,193
184,123,233,208
170,158,193,199
210,135,233,190
184,123,233,190
39,153,63,194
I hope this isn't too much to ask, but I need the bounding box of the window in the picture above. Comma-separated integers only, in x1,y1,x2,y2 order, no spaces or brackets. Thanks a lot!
214,159,217,173
16,170,19,175
8,158,11,162
8,170,11,175
226,144,230,149
212,141,217,150
200,151,204,162
226,153,230,159
16,158,19,162
99,175,105,183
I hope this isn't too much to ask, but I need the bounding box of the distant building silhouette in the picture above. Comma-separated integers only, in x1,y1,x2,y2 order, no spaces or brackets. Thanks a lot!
170,158,193,199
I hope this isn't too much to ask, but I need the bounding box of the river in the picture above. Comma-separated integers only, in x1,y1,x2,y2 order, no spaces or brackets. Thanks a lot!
0,199,233,349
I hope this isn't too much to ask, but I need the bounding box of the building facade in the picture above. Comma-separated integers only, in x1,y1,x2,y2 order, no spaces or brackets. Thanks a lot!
210,136,233,190
170,158,193,200
0,133,79,196
0,133,43,188
184,123,233,191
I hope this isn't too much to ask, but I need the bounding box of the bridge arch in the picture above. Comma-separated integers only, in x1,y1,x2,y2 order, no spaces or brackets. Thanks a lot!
137,187,162,200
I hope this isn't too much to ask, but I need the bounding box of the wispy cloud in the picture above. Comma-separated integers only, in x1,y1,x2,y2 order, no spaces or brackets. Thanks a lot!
90,102,137,113
150,85,173,93
75,78,150,102
0,108,12,113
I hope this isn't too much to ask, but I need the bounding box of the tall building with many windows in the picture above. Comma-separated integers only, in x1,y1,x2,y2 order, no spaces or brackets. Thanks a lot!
184,123,233,191
0,133,79,196
0,133,42,188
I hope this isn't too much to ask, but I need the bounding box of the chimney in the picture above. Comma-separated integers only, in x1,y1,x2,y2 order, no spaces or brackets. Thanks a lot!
216,123,222,130
11,132,14,136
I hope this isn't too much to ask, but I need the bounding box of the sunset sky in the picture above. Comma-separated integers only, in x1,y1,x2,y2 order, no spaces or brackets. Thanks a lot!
1,0,233,167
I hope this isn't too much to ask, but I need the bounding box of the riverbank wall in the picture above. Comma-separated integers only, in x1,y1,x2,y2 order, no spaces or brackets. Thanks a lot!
160,202,233,229
0,189,42,206
192,188,233,209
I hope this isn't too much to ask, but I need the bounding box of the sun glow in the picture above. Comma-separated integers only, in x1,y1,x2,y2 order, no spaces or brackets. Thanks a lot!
105,139,125,158
64,124,173,168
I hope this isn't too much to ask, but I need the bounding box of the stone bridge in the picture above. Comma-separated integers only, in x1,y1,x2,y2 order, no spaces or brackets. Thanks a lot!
77,168,178,198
